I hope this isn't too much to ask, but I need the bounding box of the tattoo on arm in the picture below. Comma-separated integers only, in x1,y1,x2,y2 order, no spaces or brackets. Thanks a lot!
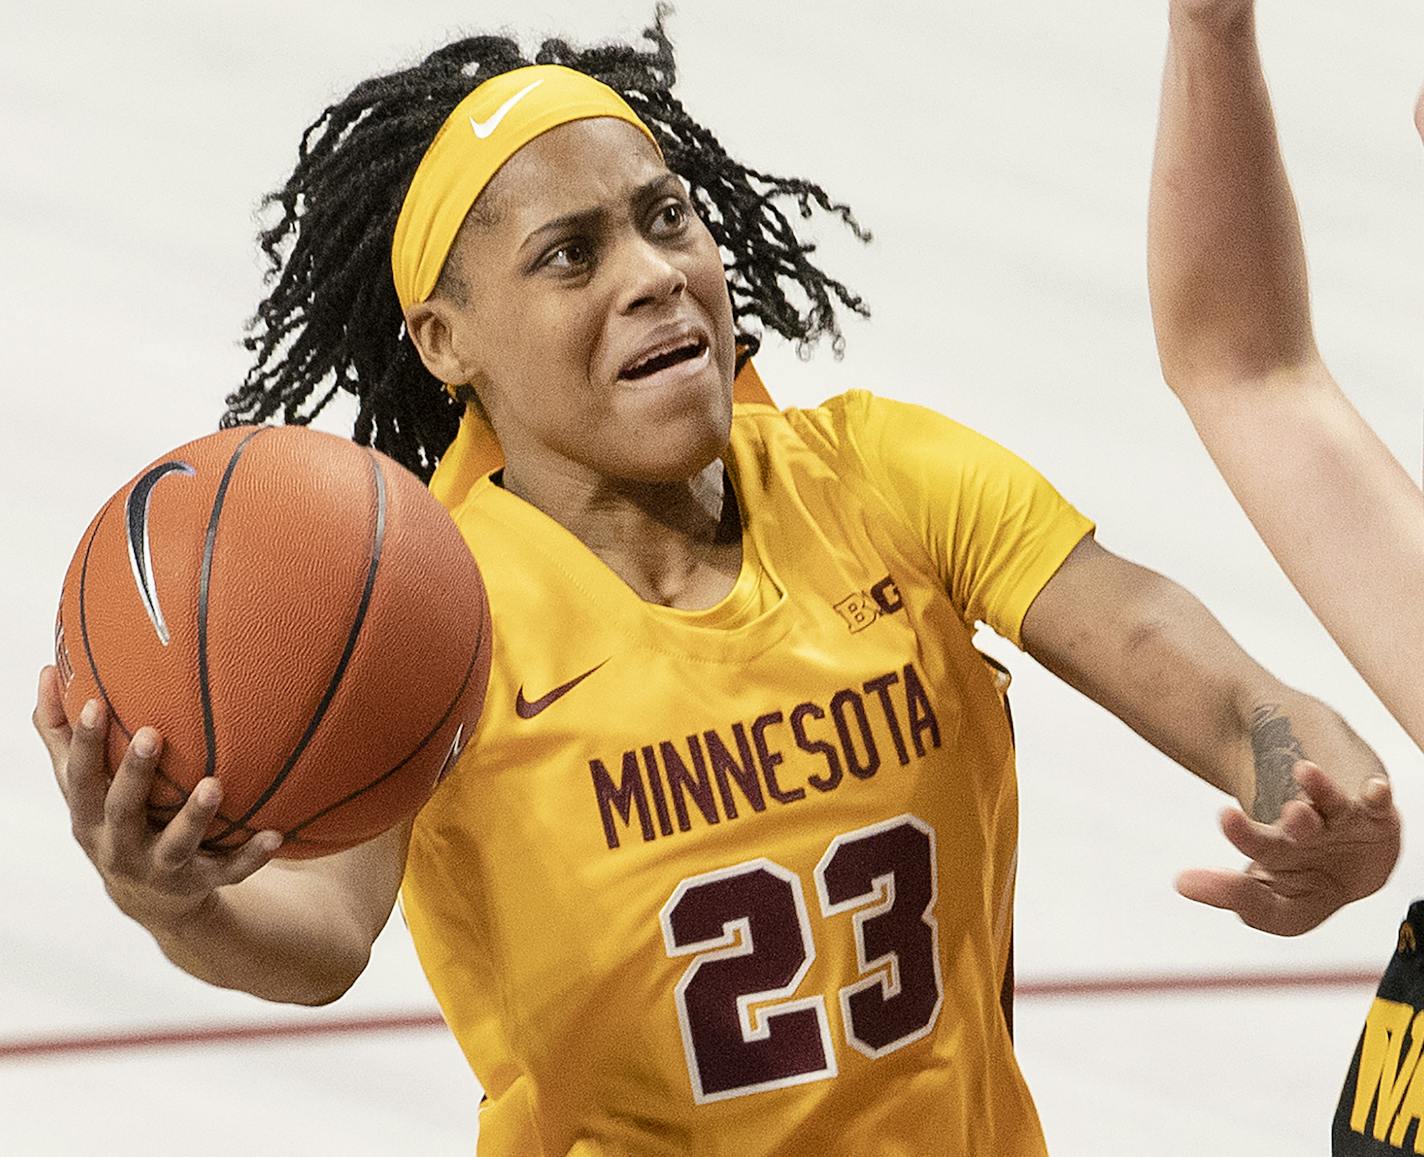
1248,703,1307,822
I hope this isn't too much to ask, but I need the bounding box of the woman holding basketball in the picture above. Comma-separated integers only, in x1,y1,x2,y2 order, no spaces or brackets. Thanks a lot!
34,11,1402,1153
1147,2,1422,1148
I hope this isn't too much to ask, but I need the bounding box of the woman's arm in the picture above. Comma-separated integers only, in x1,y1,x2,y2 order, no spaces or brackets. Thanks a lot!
1147,0,1424,752
1022,536,1399,935
34,667,408,1005
149,822,410,1005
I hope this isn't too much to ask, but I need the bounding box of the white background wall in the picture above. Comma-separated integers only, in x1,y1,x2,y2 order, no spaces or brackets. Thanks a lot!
2,2,1421,1152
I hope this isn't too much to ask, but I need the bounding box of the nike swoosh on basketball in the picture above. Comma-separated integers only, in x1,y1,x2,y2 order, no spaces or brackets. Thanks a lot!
125,459,195,646
516,660,608,719
469,79,544,139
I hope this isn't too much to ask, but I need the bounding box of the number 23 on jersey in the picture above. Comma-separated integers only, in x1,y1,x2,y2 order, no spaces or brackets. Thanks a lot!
660,814,943,1103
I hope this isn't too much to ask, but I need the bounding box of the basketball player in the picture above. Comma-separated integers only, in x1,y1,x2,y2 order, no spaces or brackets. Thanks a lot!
1147,3,1421,1150
32,12,1402,1154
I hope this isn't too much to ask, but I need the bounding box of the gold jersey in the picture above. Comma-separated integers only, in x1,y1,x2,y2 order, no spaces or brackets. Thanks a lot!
402,389,1094,1155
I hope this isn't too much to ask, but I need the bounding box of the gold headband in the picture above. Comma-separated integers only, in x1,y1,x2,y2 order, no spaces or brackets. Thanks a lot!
391,64,660,312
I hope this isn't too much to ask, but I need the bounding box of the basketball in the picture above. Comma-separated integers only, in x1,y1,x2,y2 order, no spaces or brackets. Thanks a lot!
52,425,492,859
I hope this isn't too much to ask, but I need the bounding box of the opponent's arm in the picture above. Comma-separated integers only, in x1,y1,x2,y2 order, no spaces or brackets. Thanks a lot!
34,666,406,1005
1022,536,1398,935
1148,0,1424,752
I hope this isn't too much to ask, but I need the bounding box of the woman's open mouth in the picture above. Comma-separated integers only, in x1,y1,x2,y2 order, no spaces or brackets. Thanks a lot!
618,332,711,385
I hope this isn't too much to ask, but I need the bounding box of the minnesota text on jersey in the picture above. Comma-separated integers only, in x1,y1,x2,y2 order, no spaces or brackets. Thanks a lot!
591,661,942,849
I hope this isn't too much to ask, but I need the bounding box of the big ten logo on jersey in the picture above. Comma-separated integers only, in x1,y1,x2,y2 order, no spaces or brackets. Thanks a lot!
833,575,903,633
1337,911,1424,1154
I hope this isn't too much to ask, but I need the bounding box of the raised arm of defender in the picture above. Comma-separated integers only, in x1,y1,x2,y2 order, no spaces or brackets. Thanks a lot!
1147,0,1424,752
32,666,405,1005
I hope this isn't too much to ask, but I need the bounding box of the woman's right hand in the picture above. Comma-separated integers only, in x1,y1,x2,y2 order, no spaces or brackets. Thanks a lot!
32,666,282,933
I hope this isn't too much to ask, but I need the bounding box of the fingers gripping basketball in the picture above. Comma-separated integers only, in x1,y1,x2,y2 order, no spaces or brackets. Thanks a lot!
54,426,491,858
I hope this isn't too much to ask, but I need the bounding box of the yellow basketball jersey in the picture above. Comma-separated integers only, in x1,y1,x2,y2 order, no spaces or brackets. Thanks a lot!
402,390,1093,1155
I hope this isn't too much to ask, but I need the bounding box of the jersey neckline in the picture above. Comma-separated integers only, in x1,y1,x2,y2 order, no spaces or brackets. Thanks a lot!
461,415,798,661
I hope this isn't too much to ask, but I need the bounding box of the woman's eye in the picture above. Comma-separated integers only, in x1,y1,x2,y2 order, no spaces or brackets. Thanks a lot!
545,242,590,270
652,201,688,234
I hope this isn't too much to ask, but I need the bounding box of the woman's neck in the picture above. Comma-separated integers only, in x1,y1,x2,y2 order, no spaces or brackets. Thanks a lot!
502,457,743,611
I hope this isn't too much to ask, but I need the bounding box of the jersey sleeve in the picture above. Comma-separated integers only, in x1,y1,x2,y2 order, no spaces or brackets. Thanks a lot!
805,390,1094,648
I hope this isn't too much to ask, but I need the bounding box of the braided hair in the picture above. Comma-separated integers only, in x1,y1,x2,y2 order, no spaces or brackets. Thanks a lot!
222,6,870,481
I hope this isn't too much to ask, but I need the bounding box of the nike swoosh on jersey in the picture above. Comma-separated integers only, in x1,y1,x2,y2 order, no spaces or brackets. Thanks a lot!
469,79,544,140
515,659,608,719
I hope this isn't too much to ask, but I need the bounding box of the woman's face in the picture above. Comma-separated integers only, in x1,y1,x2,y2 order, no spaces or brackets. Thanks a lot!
427,117,737,487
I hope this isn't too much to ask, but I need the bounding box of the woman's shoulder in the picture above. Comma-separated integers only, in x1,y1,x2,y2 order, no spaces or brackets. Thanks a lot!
731,386,875,447
733,388,984,470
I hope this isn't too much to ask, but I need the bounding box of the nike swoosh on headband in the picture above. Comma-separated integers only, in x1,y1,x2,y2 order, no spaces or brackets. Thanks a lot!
515,659,608,719
469,79,545,140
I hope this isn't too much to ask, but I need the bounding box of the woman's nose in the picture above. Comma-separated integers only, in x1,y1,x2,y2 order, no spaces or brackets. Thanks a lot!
614,238,687,313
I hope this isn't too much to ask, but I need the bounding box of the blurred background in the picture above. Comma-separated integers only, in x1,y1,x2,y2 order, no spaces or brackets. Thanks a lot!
2,1,1421,1152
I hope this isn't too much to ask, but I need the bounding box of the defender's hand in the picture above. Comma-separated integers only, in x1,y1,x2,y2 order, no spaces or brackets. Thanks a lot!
1176,761,1400,936
33,666,282,932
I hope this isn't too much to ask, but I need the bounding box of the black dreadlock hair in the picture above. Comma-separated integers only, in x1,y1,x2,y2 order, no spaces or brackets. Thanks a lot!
221,7,870,482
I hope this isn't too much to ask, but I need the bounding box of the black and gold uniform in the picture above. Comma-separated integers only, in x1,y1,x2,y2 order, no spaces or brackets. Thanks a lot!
1336,904,1424,1154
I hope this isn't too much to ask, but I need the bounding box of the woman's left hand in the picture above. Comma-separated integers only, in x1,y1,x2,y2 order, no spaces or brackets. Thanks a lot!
1176,761,1400,936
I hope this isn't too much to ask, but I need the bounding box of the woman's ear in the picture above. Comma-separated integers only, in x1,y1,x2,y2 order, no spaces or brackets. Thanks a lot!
405,299,473,386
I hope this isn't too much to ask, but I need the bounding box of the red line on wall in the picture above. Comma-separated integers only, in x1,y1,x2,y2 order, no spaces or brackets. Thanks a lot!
0,1010,446,1061
0,967,1383,1062
1014,967,1383,999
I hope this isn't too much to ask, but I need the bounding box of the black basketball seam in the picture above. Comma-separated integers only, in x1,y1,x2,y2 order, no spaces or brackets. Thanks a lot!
281,621,484,841
202,830,288,851
208,444,387,840
78,496,254,832
77,498,135,743
267,833,337,848
197,428,267,786
148,784,237,818
146,794,251,834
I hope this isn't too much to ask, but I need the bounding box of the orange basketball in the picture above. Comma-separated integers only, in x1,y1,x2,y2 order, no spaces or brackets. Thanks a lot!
53,425,491,859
